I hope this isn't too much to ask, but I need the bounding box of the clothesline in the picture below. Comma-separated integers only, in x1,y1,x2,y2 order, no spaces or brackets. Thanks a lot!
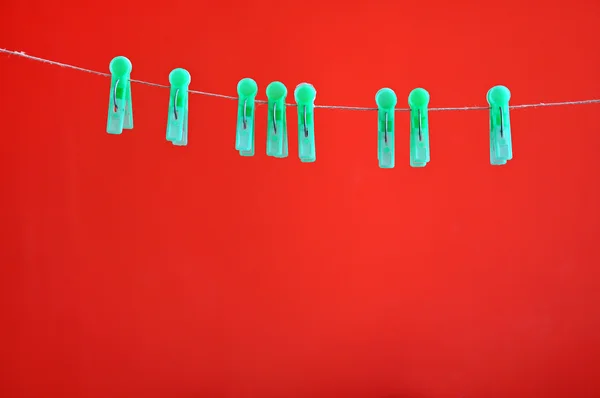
2,48,600,112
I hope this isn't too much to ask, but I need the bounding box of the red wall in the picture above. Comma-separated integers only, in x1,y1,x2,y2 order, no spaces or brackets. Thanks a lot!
1,1,600,397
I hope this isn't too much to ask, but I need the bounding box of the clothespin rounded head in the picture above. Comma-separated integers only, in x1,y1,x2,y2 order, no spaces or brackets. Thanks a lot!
408,88,430,108
487,85,511,105
375,88,397,110
169,68,191,88
237,78,258,97
266,81,287,100
294,83,316,105
109,56,132,77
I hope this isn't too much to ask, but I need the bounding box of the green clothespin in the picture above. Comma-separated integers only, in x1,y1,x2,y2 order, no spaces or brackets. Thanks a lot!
408,88,431,167
266,81,288,158
294,83,317,162
376,88,397,168
166,68,191,146
487,85,513,165
235,78,258,156
106,56,133,134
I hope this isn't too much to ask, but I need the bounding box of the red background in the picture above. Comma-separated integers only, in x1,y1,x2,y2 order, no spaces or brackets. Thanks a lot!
1,1,600,397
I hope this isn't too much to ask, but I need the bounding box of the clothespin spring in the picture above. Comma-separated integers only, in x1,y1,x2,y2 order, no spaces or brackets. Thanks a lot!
113,79,119,112
303,105,308,137
273,102,277,134
499,107,503,138
384,112,388,144
173,89,179,120
418,109,422,141
243,99,247,129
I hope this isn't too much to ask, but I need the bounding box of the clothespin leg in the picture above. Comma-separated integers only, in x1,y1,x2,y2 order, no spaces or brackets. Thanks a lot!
490,142,507,165
236,119,253,153
379,132,394,168
275,112,289,158
123,80,133,130
239,134,255,157
173,97,189,146
107,96,126,134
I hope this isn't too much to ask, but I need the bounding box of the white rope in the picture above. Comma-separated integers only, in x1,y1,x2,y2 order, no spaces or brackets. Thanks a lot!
3,48,600,111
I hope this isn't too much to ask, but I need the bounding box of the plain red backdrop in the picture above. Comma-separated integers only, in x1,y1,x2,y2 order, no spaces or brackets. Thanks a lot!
1,1,600,397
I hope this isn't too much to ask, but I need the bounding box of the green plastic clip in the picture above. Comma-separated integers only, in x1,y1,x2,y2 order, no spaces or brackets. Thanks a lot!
376,88,397,168
294,83,317,162
106,56,133,134
166,68,191,146
487,85,513,165
408,88,431,167
266,82,288,158
235,78,258,156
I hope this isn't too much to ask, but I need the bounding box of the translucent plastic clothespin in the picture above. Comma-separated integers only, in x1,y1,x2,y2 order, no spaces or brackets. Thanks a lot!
266,82,288,158
166,68,191,146
294,83,317,162
408,88,431,167
235,78,258,156
106,56,133,134
376,88,397,168
487,85,513,165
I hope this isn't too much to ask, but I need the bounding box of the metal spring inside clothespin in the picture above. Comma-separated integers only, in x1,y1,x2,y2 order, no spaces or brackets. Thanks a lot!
499,107,503,138
243,99,247,129
384,112,388,144
418,109,422,141
173,89,179,120
272,102,277,134
113,79,119,112
303,105,308,137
